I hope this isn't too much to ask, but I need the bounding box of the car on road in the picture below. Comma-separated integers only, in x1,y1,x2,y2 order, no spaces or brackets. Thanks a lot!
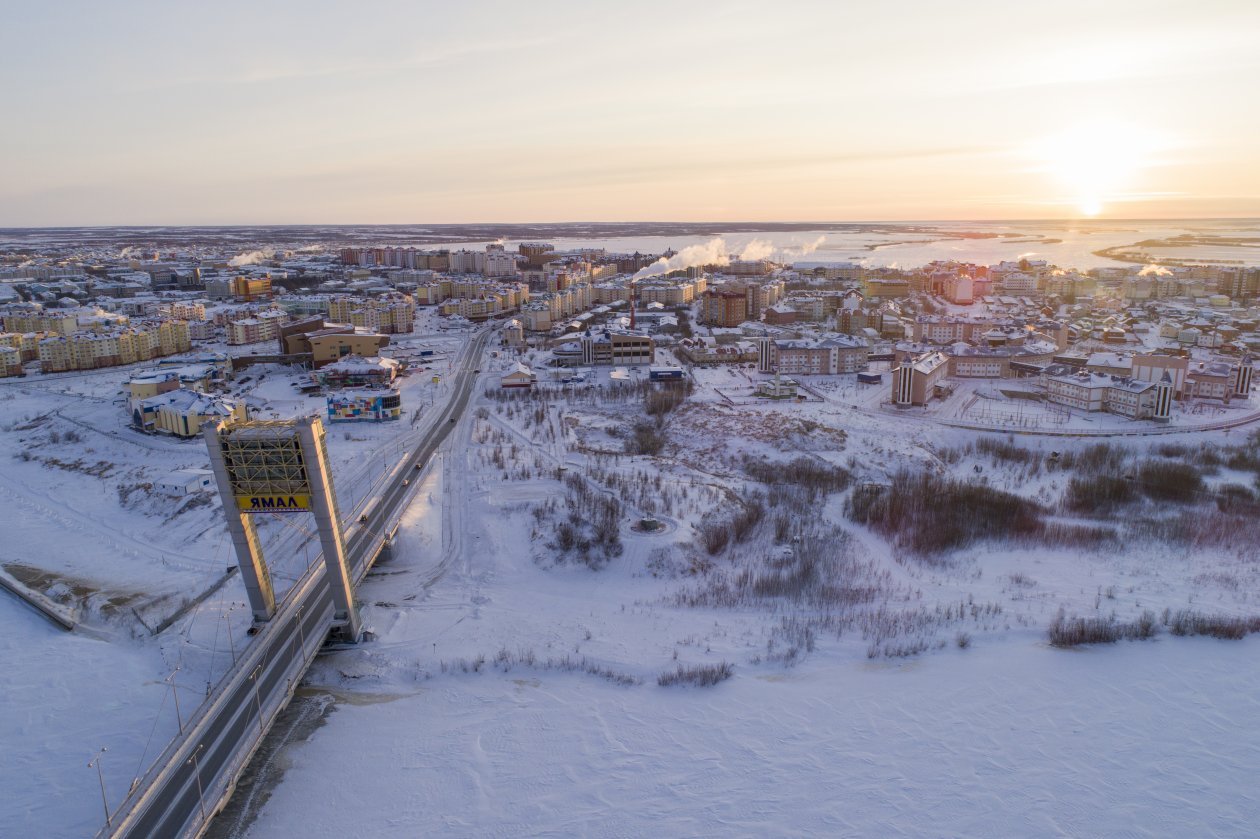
402,479,410,486
358,513,368,523
414,463,422,470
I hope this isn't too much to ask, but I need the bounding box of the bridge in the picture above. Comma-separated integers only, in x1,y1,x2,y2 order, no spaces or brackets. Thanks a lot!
100,329,491,839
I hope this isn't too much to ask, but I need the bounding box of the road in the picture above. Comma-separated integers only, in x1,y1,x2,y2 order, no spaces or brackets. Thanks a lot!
104,329,491,839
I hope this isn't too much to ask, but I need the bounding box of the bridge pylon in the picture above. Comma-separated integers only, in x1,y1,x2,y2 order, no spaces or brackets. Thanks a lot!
204,416,361,642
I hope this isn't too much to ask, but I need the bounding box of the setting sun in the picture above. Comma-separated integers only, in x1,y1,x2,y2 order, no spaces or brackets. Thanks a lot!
1031,121,1165,217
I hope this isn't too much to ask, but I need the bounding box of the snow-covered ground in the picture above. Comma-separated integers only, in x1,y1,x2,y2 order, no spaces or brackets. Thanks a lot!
228,360,1260,837
0,331,470,837
4,325,1259,837
243,637,1260,838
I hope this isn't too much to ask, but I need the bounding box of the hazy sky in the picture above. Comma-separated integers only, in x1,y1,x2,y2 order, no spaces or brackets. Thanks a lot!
2,0,1258,225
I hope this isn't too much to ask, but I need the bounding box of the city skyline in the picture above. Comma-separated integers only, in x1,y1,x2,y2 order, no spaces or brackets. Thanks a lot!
2,0,1259,226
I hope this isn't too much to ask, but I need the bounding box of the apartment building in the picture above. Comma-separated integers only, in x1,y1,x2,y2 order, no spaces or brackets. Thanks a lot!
2,310,79,335
327,296,415,335
160,301,207,321
701,289,748,327
227,310,288,345
0,331,46,362
37,321,192,372
758,336,870,375
0,345,21,377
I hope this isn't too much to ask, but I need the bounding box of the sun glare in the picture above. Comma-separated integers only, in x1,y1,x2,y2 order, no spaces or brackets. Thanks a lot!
1031,122,1160,217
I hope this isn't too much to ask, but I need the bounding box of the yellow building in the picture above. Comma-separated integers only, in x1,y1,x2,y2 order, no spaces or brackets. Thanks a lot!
37,321,194,372
307,332,390,368
231,276,273,302
133,389,245,437
2,311,79,335
0,345,21,377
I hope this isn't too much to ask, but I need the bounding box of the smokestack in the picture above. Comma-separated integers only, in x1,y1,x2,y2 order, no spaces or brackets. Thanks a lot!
629,280,636,331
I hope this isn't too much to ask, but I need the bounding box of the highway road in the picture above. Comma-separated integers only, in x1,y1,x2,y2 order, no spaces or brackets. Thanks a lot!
104,328,491,839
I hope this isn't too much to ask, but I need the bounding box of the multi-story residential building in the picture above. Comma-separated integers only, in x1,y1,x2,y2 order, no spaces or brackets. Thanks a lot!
187,320,216,341
159,301,207,321
638,279,701,306
702,289,748,327
757,336,870,375
0,331,46,362
0,345,21,377
226,317,265,346
36,319,193,373
327,296,415,334
912,315,1069,350
2,309,79,335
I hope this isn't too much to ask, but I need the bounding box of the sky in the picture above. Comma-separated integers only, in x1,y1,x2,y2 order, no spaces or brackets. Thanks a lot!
1,0,1259,226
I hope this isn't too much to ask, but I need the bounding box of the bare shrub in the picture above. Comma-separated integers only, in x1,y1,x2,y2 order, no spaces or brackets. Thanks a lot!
1135,459,1204,503
657,661,733,687
846,472,1042,557
698,521,731,555
1047,609,1159,647
1164,609,1260,640
1063,475,1137,514
974,436,1039,465
742,456,851,495
625,421,666,456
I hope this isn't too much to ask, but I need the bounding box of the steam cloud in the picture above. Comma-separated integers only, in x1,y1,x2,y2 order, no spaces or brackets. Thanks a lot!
738,239,776,261
796,235,826,255
1138,264,1171,277
632,238,732,280
229,249,271,267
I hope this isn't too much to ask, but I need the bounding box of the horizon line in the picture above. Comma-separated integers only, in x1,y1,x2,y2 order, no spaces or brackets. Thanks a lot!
2,216,1260,233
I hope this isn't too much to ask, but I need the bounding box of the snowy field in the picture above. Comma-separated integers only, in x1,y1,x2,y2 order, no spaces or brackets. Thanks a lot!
0,330,468,837
231,354,1260,838
244,638,1260,838
4,323,1260,837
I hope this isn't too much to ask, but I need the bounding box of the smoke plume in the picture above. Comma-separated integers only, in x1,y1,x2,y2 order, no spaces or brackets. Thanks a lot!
1138,264,1171,277
229,250,271,267
738,239,776,261
632,238,732,280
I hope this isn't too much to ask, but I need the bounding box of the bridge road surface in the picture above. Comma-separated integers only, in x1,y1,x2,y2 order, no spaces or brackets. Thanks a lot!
105,329,491,839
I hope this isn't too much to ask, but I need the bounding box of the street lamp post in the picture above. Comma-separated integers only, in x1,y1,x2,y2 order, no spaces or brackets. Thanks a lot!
188,744,206,825
250,665,265,735
166,667,184,735
89,747,110,829
224,606,237,666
